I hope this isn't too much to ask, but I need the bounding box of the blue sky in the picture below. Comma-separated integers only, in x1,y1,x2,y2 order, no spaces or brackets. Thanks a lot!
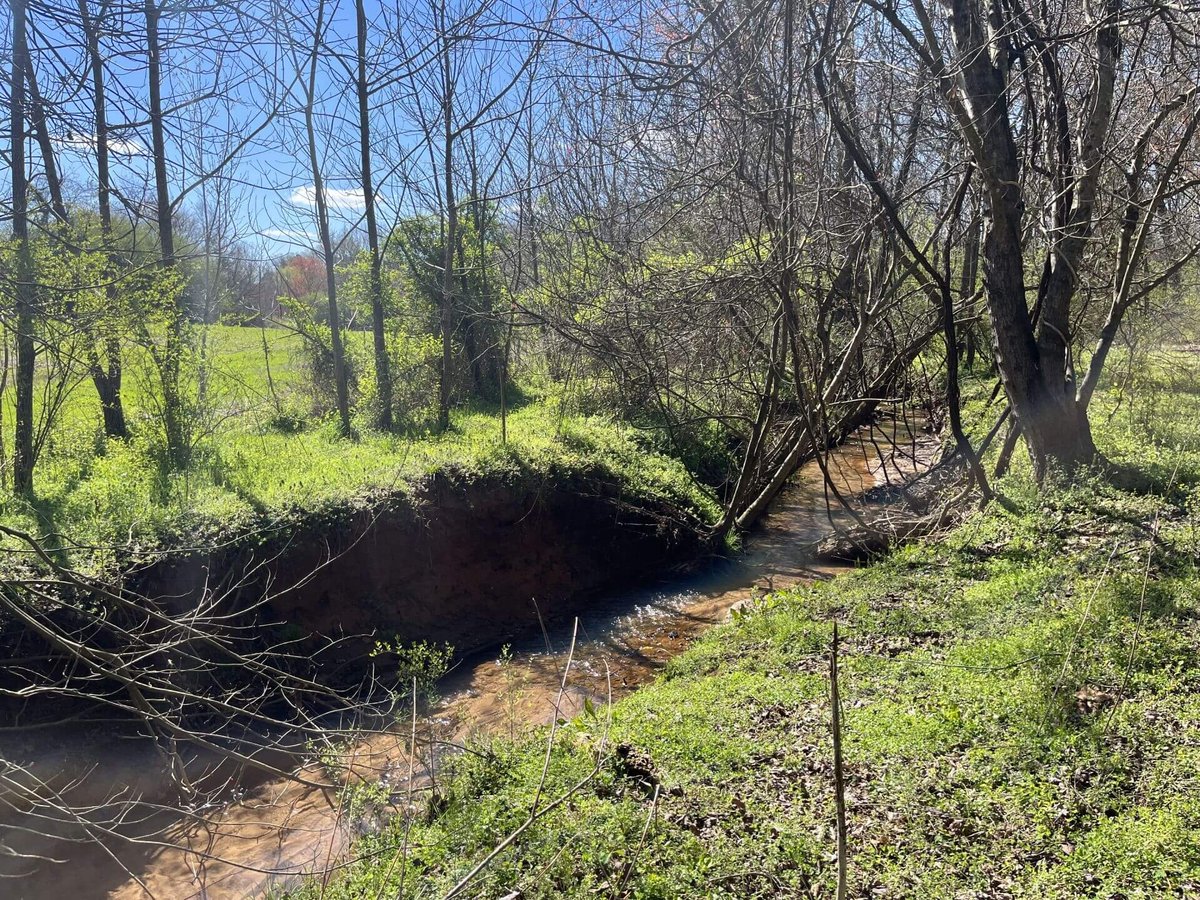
19,0,551,262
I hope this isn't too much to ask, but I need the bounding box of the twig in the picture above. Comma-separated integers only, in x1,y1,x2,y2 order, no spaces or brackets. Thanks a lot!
1043,539,1121,732
530,617,579,815
1105,533,1157,734
618,782,661,897
441,632,611,900
831,622,848,900
318,739,361,899
1106,460,1181,733
374,675,419,900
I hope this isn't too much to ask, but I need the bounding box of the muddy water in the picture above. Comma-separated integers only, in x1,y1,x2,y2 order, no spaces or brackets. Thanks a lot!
0,417,933,900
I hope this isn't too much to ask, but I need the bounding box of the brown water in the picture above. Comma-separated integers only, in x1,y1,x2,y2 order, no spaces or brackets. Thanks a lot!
0,417,933,899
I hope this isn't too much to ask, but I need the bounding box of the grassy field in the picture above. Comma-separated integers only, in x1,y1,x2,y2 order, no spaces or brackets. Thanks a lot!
0,325,718,566
286,352,1200,899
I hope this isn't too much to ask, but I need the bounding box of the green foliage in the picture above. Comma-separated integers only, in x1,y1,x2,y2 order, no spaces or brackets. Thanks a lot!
338,251,443,429
276,292,363,418
389,204,507,399
371,639,454,705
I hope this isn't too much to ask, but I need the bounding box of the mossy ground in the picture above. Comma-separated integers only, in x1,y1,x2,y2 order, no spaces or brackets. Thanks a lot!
288,351,1200,899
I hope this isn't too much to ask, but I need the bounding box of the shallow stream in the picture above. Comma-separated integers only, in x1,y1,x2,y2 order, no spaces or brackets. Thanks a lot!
0,416,933,899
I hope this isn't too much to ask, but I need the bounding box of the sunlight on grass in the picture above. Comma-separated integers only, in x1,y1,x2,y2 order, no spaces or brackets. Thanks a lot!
281,352,1200,899
0,325,718,565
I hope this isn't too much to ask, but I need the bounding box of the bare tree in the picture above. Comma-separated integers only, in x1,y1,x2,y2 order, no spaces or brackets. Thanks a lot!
139,0,196,468
391,0,543,431
354,0,394,431
294,0,352,436
75,0,129,439
7,0,35,496
519,0,948,531
818,0,1200,479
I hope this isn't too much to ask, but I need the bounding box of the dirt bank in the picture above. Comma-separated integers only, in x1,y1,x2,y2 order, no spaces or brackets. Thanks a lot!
132,466,709,663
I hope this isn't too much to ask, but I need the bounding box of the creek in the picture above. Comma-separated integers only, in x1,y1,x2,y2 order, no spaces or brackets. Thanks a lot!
0,416,934,899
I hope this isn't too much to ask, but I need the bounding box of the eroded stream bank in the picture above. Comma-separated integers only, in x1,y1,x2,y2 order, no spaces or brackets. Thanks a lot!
0,416,936,899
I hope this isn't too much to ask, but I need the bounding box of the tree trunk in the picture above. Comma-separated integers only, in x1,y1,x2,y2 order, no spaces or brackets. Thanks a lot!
941,228,991,499
9,0,35,496
437,31,456,433
947,0,1095,480
146,0,189,468
355,0,392,431
95,338,128,439
303,2,351,436
982,206,1095,480
961,210,980,372
455,217,489,399
48,1,130,439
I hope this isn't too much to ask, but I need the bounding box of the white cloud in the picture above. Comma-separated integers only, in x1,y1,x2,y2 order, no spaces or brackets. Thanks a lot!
288,185,365,211
261,227,317,245
55,132,146,157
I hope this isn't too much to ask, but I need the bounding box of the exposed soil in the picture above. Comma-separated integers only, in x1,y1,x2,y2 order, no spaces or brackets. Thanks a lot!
133,469,708,665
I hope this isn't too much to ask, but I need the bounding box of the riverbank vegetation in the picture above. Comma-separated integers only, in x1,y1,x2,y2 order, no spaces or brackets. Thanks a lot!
284,356,1200,900
0,325,719,568
3,0,1200,894
7,0,1196,546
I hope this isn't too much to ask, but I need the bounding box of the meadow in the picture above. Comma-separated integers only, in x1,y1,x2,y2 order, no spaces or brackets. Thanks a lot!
0,325,718,567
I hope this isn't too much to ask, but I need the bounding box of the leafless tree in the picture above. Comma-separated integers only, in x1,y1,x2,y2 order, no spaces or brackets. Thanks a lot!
815,0,1200,479
353,0,394,431
388,0,545,431
514,0,950,533
74,0,130,440
6,0,36,495
291,0,353,435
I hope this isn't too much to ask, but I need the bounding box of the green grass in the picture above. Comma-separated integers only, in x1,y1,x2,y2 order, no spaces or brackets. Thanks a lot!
287,351,1200,899
0,325,719,568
